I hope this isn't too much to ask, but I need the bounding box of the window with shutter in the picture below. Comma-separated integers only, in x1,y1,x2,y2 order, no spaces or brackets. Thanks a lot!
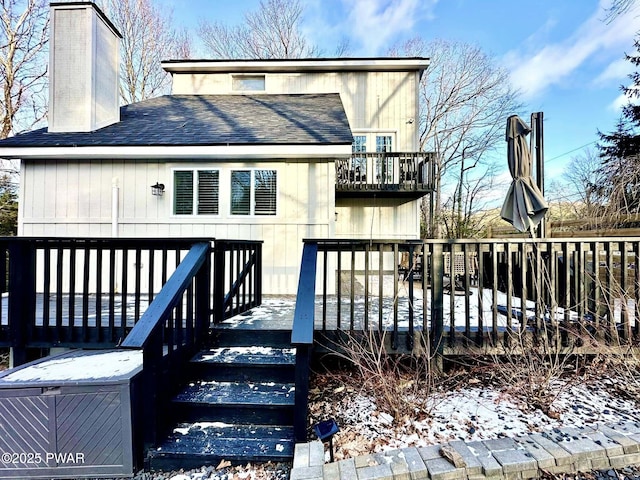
230,169,277,216
174,171,194,215
198,170,219,215
254,170,276,215
231,170,251,215
173,169,219,216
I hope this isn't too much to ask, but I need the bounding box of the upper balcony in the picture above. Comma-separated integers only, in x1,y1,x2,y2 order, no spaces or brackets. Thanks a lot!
335,152,436,198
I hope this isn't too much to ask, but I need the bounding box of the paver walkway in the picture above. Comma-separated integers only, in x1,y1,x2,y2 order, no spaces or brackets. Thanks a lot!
291,421,640,480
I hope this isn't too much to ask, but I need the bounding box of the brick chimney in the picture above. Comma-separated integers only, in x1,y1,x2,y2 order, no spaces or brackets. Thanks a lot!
48,2,122,133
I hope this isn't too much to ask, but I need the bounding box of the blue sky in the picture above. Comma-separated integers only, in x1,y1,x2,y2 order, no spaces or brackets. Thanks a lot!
163,0,640,194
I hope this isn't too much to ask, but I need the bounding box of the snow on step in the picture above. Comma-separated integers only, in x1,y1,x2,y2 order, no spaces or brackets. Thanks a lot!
155,423,295,458
174,380,295,406
192,346,296,365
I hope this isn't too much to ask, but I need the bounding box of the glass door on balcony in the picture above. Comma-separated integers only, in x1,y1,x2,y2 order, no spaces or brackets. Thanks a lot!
351,135,367,183
350,132,396,186
375,135,393,184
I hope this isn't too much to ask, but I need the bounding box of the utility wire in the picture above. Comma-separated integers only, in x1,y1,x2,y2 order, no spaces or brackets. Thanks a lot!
546,141,597,163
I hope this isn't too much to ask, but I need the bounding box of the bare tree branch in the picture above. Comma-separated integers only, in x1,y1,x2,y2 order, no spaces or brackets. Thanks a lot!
198,0,330,59
390,38,523,238
0,0,49,139
101,0,193,103
604,0,638,23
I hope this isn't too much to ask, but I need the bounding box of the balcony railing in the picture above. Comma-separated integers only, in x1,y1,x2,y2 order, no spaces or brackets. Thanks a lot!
335,152,436,197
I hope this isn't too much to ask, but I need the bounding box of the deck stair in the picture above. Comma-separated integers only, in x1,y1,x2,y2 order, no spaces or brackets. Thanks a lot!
147,327,297,470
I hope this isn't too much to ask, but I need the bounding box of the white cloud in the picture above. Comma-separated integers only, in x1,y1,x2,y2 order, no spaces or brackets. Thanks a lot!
610,92,629,111
594,58,633,86
609,87,640,111
505,1,640,100
340,0,438,55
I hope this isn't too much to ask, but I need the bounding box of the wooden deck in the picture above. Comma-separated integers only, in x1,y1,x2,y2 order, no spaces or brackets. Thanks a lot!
3,235,640,478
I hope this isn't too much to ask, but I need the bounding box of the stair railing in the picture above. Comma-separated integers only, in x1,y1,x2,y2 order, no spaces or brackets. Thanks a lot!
120,241,211,450
213,240,263,324
291,241,318,442
0,237,211,364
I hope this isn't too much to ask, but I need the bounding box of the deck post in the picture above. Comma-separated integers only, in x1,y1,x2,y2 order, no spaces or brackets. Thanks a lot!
430,243,444,359
141,331,163,451
292,242,318,443
213,242,226,324
8,240,36,367
195,245,211,343
294,344,311,442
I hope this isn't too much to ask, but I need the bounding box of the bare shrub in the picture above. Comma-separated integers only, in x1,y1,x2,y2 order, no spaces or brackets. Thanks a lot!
319,328,441,423
482,326,585,416
471,251,603,417
477,244,640,416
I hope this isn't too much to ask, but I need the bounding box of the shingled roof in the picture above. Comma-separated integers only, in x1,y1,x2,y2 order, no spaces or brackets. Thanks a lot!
0,94,353,148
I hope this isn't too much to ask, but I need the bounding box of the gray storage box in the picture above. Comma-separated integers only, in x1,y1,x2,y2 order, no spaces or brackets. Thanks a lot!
0,349,143,479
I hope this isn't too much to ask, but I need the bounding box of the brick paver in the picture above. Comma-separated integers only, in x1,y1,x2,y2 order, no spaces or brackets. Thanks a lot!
291,422,640,480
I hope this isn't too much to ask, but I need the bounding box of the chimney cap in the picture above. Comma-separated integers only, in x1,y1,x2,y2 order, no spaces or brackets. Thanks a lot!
50,1,122,39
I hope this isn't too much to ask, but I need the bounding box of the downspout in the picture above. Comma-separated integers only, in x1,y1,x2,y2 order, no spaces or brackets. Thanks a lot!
112,177,119,237
111,177,120,292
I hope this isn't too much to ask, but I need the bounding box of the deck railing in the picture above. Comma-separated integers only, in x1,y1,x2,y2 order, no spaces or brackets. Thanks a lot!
121,242,211,450
335,152,436,194
291,242,318,442
213,240,262,324
0,237,263,365
302,238,640,355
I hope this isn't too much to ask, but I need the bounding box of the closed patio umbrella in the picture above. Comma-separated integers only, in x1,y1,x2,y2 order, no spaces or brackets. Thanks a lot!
500,115,548,234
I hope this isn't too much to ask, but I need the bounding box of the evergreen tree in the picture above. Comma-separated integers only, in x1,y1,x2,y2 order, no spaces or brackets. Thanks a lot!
0,176,17,236
597,37,640,215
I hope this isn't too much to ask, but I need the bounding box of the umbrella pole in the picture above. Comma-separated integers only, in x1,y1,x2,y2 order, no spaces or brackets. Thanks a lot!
531,112,546,239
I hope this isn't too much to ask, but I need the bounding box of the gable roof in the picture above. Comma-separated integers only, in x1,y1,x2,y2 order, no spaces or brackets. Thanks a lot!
0,94,352,150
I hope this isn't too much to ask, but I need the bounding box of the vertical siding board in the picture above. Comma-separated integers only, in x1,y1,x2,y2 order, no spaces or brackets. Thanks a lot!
55,161,69,220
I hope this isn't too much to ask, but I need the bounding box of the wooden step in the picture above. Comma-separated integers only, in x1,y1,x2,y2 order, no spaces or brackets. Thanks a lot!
172,380,295,425
149,324,298,470
148,423,295,470
210,328,292,348
193,346,296,366
190,346,296,382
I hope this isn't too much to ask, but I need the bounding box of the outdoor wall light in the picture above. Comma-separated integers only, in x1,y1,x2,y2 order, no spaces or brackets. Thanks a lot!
151,182,165,196
313,419,339,462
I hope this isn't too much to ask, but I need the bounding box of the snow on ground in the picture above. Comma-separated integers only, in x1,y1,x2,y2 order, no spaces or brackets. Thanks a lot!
308,373,640,462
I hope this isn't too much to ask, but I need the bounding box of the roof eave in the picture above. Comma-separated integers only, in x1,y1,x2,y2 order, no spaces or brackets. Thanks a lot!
0,144,353,160
162,58,430,74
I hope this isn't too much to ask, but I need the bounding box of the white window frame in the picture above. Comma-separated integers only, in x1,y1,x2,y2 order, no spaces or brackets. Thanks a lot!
351,130,396,153
172,168,221,217
350,130,397,183
231,74,266,92
230,168,278,217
